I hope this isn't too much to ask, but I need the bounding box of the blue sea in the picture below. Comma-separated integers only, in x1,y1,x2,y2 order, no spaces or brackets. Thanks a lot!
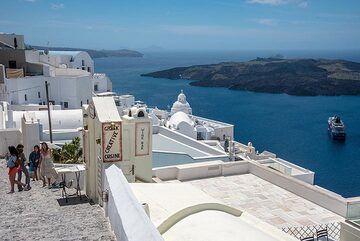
95,50,360,198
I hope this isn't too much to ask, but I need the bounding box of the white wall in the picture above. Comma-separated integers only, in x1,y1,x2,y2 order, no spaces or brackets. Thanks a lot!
11,109,82,131
0,34,25,49
340,222,360,241
93,74,112,93
104,165,164,241
25,50,41,63
71,52,94,74
5,75,93,109
0,128,22,156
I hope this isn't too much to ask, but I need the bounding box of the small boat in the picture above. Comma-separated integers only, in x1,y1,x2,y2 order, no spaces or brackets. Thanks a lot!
328,115,346,140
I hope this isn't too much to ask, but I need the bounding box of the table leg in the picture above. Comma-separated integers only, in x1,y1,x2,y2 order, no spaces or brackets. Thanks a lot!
75,171,81,200
62,173,68,203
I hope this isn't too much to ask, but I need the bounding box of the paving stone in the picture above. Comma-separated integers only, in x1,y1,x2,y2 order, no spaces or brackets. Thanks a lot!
0,161,116,241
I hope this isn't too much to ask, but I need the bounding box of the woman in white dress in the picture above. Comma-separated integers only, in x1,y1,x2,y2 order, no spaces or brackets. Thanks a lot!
39,142,58,187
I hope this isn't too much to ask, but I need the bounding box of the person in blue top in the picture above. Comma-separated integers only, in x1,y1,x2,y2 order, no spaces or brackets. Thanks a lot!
6,146,26,194
29,145,40,181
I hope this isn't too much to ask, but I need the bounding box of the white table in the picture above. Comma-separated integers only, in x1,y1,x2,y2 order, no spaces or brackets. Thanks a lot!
55,165,85,202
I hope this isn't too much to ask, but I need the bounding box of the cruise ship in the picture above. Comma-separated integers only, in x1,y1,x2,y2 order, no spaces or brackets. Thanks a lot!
0,33,359,241
328,115,346,140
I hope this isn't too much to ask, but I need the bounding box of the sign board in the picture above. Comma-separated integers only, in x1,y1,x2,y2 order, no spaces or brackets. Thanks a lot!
102,122,122,162
135,122,150,156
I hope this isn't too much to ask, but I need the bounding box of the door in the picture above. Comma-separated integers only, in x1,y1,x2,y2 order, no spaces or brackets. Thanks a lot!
8,61,16,69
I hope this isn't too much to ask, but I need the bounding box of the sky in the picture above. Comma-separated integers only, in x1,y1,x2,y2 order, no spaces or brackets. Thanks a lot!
0,0,359,51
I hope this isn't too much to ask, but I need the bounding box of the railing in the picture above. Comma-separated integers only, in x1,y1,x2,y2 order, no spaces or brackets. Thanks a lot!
281,222,341,241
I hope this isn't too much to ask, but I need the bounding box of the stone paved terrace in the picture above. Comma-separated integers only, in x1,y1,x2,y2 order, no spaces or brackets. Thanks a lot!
0,161,115,241
169,173,344,229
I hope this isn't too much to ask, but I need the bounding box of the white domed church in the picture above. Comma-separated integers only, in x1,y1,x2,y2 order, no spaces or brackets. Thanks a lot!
170,90,192,115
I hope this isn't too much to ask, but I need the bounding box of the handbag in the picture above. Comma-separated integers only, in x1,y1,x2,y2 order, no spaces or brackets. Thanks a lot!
6,156,16,168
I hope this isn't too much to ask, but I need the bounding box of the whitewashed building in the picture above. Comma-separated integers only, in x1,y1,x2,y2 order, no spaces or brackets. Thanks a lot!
0,33,112,109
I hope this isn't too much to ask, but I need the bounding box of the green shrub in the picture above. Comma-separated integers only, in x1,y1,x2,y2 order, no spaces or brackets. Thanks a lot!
53,137,83,164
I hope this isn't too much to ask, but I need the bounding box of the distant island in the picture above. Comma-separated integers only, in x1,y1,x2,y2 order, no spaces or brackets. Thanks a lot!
27,45,144,58
142,58,360,96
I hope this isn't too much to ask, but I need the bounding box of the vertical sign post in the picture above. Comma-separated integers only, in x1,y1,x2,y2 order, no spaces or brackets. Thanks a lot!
102,122,122,162
135,122,150,156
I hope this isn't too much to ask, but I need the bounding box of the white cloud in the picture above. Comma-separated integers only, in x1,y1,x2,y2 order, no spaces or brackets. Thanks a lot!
248,0,308,7
51,3,64,10
255,18,277,26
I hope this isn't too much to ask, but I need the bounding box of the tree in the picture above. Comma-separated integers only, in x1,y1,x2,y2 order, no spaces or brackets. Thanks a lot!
53,137,83,164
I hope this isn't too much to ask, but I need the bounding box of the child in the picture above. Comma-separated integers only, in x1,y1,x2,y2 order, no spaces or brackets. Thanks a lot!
6,146,26,194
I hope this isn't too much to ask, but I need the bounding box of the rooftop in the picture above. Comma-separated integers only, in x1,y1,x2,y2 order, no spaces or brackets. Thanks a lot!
166,173,343,228
131,182,297,241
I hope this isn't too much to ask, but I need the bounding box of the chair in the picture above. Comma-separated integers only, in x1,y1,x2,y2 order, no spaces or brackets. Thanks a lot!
301,236,315,241
316,228,328,241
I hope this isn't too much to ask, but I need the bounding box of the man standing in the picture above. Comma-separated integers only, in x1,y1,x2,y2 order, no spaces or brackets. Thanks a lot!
16,144,31,191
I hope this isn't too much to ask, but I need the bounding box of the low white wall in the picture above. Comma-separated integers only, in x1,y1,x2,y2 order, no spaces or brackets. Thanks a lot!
347,199,360,219
153,160,249,181
340,221,360,241
104,165,164,241
248,160,348,217
0,128,22,156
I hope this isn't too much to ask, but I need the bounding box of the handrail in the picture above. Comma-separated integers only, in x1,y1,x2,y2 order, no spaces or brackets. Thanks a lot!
157,203,243,235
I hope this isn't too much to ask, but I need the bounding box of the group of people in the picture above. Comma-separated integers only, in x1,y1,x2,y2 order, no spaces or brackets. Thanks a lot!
6,142,58,194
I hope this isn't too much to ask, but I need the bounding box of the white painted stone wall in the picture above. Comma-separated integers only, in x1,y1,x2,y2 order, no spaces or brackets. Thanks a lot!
5,75,93,109
104,165,164,241
340,222,360,241
0,128,22,156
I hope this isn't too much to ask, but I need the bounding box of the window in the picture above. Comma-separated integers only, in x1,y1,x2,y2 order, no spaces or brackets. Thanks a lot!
138,111,145,117
94,84,98,92
87,99,89,104
38,92,41,98
82,67,86,70
80,101,83,106
82,60,85,66
9,61,16,69
87,67,91,72
24,94,27,101
64,102,69,108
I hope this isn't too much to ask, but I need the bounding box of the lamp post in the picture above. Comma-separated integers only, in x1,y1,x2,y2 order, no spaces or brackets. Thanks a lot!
45,81,53,143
